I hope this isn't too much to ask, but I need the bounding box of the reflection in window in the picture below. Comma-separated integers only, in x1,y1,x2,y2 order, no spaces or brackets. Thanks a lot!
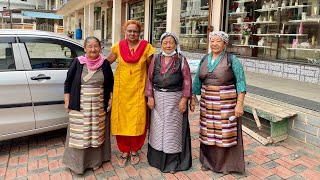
152,0,167,47
180,0,209,53
129,1,145,39
225,0,320,65
25,43,75,69
0,43,15,70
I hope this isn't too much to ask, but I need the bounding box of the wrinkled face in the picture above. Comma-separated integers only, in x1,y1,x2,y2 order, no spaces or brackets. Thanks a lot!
125,24,140,42
84,39,101,60
161,36,177,55
210,35,226,54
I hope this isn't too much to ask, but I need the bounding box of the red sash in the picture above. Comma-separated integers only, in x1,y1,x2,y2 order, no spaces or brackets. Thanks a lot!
119,39,148,63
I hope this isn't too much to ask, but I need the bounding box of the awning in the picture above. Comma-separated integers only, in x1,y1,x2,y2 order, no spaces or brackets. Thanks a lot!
21,11,63,19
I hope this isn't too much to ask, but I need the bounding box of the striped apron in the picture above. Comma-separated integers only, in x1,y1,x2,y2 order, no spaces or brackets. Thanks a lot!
149,90,183,154
199,84,238,147
68,85,106,149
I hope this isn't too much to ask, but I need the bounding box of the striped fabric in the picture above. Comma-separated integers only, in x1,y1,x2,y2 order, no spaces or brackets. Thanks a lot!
199,84,238,147
149,90,183,154
68,85,106,149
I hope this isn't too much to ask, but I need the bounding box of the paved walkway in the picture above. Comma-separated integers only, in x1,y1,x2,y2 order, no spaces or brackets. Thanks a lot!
1,106,320,180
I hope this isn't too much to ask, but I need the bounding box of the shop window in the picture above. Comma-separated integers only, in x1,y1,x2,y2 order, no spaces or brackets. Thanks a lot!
151,0,167,47
129,1,145,39
225,0,320,65
180,0,209,53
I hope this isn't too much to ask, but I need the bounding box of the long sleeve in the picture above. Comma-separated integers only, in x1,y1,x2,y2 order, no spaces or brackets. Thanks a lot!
192,56,206,95
145,57,156,97
231,55,247,94
64,58,78,94
181,57,192,97
105,61,114,93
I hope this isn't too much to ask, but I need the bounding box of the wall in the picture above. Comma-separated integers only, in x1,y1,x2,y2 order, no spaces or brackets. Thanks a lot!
239,58,320,85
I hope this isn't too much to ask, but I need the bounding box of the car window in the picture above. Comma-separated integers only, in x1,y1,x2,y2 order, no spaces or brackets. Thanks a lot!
25,42,75,69
0,43,15,70
19,37,84,70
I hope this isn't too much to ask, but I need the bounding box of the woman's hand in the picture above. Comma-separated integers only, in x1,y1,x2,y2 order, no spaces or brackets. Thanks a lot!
64,94,70,113
147,97,155,110
189,96,197,112
179,97,188,113
235,103,244,118
107,98,112,112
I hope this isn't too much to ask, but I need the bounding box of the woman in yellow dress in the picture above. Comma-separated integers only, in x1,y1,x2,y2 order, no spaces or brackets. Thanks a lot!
106,20,155,167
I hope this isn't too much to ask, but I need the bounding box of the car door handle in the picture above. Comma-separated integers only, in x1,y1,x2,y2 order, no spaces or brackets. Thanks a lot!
31,76,51,80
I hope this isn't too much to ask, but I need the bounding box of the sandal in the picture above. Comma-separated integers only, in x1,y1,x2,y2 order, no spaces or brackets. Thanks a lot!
130,153,140,165
201,165,209,171
118,155,129,167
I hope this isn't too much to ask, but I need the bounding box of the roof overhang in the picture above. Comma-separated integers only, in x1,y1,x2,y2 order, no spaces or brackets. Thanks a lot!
21,11,63,19
56,0,102,16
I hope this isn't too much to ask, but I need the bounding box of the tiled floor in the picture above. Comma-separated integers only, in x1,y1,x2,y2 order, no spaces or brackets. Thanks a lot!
1,107,320,180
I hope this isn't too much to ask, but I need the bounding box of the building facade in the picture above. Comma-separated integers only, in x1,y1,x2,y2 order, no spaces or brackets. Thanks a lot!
0,0,64,32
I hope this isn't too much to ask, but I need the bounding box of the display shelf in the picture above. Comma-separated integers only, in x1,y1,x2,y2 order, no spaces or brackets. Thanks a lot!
232,44,250,47
280,5,311,10
253,34,278,36
286,19,320,24
233,22,255,25
156,12,166,16
278,34,308,37
254,21,278,25
229,34,243,36
200,5,209,10
287,47,320,52
235,0,254,3
180,26,192,28
228,12,249,15
250,45,272,48
255,8,278,12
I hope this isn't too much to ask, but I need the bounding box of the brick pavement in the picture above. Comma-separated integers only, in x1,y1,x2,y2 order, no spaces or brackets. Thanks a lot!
1,107,320,180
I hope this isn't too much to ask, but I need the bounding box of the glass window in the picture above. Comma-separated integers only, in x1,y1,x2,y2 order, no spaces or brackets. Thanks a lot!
180,0,209,53
25,42,80,69
0,43,15,70
152,0,167,47
225,0,320,65
129,1,145,39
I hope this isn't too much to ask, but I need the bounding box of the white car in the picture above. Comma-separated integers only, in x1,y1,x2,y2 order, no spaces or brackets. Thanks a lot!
0,30,85,141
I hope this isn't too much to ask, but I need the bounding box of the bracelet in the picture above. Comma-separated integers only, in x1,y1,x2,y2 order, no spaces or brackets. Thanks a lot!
237,99,244,104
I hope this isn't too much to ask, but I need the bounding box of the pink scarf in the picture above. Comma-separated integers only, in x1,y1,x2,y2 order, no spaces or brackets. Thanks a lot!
78,54,105,71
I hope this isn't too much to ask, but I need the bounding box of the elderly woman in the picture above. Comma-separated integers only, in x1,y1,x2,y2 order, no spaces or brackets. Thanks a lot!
106,20,155,167
190,31,246,173
145,32,192,173
63,36,114,174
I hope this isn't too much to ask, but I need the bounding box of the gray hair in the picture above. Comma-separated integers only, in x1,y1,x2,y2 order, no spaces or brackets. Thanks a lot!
209,31,229,43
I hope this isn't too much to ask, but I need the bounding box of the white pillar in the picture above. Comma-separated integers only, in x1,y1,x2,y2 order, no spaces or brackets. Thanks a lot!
212,0,222,31
74,10,79,30
84,4,89,39
21,17,24,23
144,0,151,41
63,16,67,34
49,0,52,10
166,0,181,38
67,16,71,32
45,0,48,10
112,0,122,44
33,21,36,30
36,0,39,9
55,0,59,10
88,3,94,37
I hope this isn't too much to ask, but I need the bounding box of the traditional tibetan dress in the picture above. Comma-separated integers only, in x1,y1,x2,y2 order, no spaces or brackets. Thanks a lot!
192,51,246,172
145,54,192,173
